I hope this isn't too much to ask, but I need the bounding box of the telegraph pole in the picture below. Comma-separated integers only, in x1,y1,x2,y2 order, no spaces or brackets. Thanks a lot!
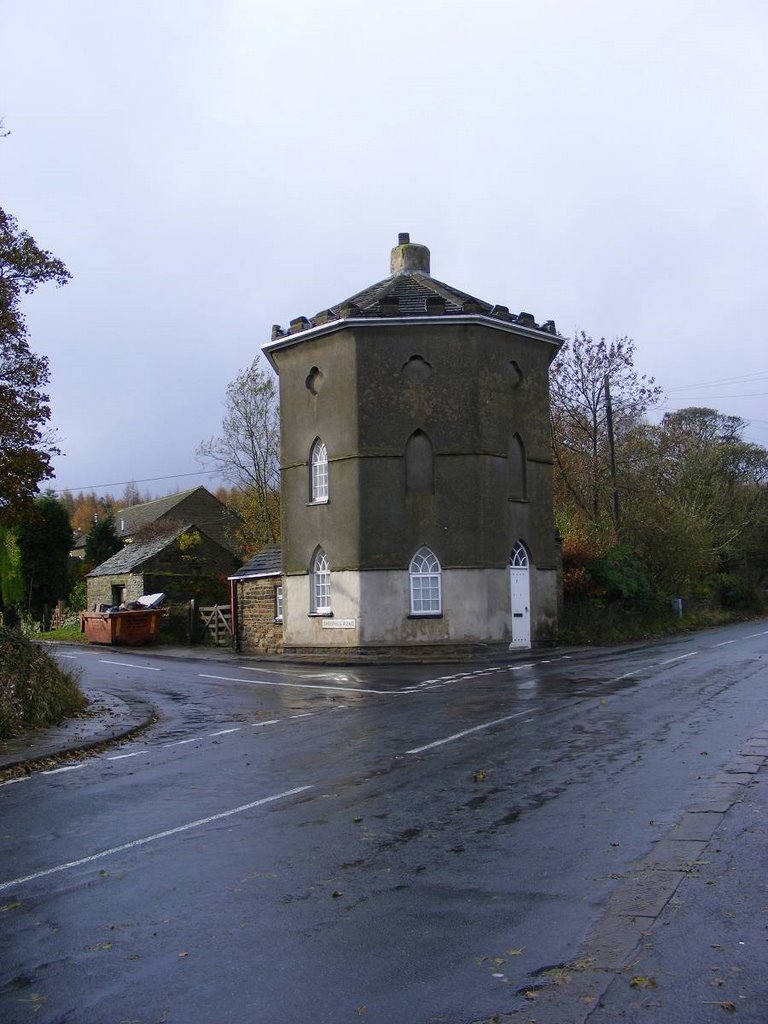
604,374,620,529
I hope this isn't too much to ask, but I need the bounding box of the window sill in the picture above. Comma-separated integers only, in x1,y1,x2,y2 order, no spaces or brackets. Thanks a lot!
308,611,332,618
307,498,329,506
408,613,443,619
274,617,283,625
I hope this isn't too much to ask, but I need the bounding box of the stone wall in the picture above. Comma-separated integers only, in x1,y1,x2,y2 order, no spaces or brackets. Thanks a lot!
237,577,283,654
86,573,145,610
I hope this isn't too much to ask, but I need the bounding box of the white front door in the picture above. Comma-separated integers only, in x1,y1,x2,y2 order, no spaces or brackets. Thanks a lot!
509,542,531,649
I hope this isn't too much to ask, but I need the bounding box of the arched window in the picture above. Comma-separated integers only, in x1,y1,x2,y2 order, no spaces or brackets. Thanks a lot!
310,438,329,503
409,546,442,615
510,541,529,568
310,547,331,614
405,430,434,494
508,432,527,499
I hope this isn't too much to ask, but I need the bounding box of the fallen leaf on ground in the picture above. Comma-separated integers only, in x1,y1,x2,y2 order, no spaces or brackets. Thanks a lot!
630,976,657,989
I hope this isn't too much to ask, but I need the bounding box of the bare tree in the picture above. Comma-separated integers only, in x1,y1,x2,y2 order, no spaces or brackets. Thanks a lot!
197,358,280,550
550,332,662,529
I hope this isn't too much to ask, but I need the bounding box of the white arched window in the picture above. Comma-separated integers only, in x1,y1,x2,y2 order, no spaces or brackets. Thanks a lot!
409,546,442,615
310,547,331,614
510,541,529,568
310,439,329,503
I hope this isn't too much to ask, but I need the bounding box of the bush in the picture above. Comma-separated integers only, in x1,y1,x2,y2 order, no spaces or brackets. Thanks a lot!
586,545,655,607
0,625,87,738
557,594,762,646
713,573,764,612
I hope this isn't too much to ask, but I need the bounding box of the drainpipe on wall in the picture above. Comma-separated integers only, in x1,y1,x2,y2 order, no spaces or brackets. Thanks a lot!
230,578,240,652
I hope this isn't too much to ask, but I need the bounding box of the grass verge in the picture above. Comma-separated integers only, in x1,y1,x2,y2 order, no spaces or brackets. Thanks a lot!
37,624,88,643
558,601,766,646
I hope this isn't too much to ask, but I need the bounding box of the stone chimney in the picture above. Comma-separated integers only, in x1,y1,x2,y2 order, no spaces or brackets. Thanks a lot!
390,232,430,275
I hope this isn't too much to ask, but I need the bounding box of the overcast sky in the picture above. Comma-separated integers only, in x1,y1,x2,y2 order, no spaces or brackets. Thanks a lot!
4,0,768,501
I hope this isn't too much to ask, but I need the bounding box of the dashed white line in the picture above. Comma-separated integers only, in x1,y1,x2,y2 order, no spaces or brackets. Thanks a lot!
0,785,313,894
58,654,77,659
106,751,146,760
745,630,768,639
200,673,393,695
99,660,161,671
714,640,736,647
209,728,241,737
406,708,538,755
0,776,30,787
252,719,281,727
163,738,197,748
41,764,86,776
658,652,699,665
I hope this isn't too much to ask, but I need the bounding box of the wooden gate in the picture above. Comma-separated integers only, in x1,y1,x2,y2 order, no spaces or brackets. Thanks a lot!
195,603,233,645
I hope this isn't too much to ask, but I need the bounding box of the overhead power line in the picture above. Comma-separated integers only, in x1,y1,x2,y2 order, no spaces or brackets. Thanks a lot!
51,468,220,496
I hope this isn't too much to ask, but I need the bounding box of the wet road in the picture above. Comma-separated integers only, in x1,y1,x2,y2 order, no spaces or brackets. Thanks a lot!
1,620,767,1024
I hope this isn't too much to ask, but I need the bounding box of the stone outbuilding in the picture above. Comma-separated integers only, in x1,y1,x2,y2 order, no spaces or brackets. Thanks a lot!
229,544,283,654
257,233,562,659
86,525,240,637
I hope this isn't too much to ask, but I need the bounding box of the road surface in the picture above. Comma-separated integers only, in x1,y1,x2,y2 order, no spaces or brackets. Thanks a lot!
1,620,767,1023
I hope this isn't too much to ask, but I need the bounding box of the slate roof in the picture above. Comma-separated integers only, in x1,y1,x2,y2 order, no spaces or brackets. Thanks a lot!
268,236,559,344
116,487,200,537
230,543,283,580
86,527,187,578
114,485,240,555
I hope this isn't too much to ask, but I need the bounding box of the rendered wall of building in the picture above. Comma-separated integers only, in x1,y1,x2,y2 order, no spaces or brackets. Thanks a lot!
272,315,560,652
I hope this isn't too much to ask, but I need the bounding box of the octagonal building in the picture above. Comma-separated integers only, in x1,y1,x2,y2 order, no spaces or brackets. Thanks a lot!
262,234,562,658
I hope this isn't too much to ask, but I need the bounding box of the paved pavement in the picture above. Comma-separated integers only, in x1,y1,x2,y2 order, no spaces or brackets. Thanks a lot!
497,722,768,1024
3,638,767,1023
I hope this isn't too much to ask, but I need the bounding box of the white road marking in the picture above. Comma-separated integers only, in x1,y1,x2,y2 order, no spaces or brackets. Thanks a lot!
252,719,281,727
41,764,86,776
658,652,699,665
745,630,768,639
200,673,394,695
714,640,736,647
0,785,312,894
58,654,77,659
1,777,31,787
209,728,241,737
289,713,315,719
406,708,538,755
99,660,161,671
106,751,147,760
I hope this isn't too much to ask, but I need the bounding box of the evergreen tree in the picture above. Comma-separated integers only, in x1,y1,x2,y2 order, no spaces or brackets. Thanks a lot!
84,512,124,567
16,495,73,617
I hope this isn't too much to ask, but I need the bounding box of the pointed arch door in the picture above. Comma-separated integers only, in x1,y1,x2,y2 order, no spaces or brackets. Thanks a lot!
509,542,531,649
